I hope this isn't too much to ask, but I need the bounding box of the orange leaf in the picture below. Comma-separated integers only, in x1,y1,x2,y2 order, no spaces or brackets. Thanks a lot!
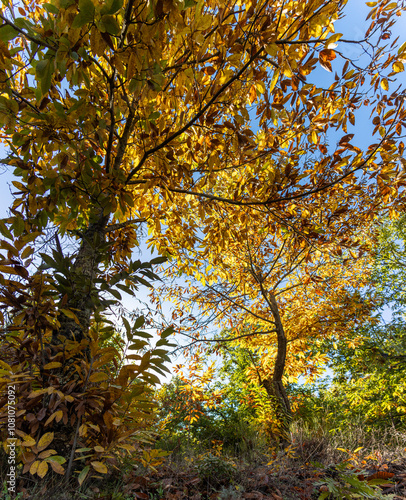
319,49,336,72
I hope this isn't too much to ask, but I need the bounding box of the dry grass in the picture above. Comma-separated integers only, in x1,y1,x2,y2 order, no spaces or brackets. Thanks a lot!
290,417,406,468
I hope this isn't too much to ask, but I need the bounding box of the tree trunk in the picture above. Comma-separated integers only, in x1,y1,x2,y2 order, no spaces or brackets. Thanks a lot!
52,210,109,344
262,292,292,443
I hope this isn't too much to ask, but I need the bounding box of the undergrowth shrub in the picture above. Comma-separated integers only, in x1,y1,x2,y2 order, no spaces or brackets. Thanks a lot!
196,452,236,488
0,237,173,489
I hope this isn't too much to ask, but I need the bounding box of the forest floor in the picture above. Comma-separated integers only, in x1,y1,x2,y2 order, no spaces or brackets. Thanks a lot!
118,456,406,500
5,455,406,499
5,430,406,499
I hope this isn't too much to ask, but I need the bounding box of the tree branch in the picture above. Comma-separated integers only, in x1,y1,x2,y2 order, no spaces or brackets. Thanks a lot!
125,47,269,184
104,218,146,232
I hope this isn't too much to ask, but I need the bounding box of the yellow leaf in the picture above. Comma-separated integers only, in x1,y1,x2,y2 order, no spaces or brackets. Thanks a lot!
79,424,88,437
30,460,40,475
0,265,20,275
37,460,49,478
0,360,11,370
103,412,114,429
311,130,318,144
91,461,108,474
112,54,125,76
60,308,80,324
89,372,109,383
398,41,406,56
90,27,103,56
55,410,63,423
37,432,54,451
265,43,278,57
93,445,104,452
38,449,57,459
282,65,293,77
255,81,265,94
44,413,57,426
269,69,279,93
43,362,62,370
248,85,257,104
381,78,389,91
393,61,404,73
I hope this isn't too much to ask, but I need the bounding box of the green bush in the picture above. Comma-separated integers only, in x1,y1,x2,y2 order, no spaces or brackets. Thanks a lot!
196,453,236,487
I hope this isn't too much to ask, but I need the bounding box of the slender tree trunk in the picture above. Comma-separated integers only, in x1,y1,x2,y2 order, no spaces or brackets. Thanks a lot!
261,292,292,443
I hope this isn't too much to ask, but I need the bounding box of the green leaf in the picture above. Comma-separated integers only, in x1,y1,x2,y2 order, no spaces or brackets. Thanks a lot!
150,256,167,265
151,348,169,356
45,454,66,464
109,288,122,300
134,276,153,287
148,111,160,121
161,326,174,339
0,24,18,42
43,3,59,14
72,0,95,28
122,316,132,341
35,59,49,78
35,58,53,95
78,465,90,486
40,253,57,269
12,217,24,236
128,340,149,350
183,0,197,9
133,315,145,330
100,15,120,35
115,283,135,295
100,0,123,15
0,221,12,239
53,101,66,118
142,372,160,385
132,330,154,339
150,365,170,376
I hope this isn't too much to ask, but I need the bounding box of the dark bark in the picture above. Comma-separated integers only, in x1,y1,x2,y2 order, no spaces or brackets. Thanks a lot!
53,211,109,344
261,292,292,442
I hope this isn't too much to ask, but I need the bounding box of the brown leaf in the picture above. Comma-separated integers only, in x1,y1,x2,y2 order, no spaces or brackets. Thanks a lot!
339,133,354,145
101,31,114,50
49,460,65,474
368,471,395,480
